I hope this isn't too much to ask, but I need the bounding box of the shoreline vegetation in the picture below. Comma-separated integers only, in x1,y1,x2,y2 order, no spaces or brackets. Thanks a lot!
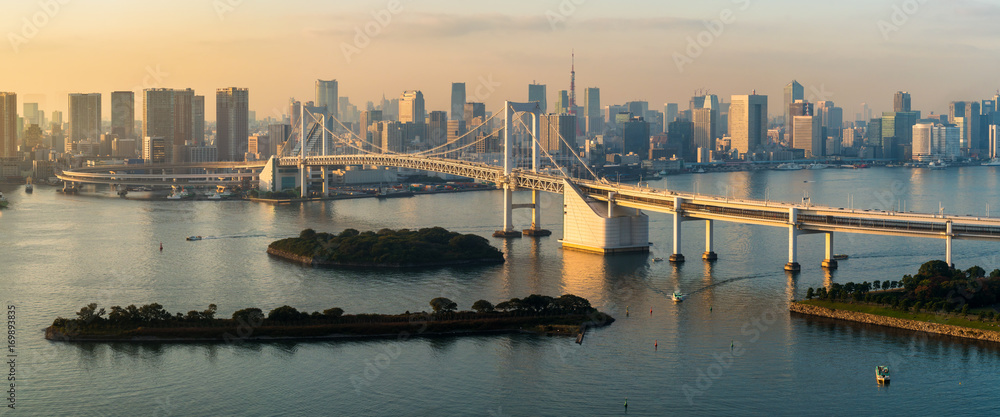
267,227,505,268
791,260,1000,343
45,295,614,343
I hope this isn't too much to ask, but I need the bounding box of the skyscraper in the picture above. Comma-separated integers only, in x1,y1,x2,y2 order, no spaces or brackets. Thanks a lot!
584,87,601,135
216,87,249,161
664,103,678,132
792,115,822,158
693,108,716,153
193,95,205,146
111,91,135,139
729,93,768,157
556,90,570,114
450,83,465,121
0,93,15,157
894,91,911,112
68,93,102,143
143,88,174,159
784,81,804,126
528,83,547,113
399,91,425,124
427,110,448,148
23,103,39,126
359,110,383,148
268,123,291,157
623,116,651,157
316,79,339,117
540,113,575,155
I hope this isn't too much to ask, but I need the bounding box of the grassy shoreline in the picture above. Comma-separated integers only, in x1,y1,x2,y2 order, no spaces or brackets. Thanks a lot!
797,299,1000,332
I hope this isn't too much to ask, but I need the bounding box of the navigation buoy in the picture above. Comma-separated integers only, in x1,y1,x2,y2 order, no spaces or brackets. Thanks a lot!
655,340,658,350
159,242,163,251
624,397,628,410
650,307,652,315
626,306,629,317
731,340,734,350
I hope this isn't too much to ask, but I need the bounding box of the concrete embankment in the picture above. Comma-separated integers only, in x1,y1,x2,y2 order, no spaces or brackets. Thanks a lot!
789,302,1000,343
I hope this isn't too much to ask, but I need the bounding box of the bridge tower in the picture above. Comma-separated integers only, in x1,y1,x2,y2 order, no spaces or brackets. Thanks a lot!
493,101,550,238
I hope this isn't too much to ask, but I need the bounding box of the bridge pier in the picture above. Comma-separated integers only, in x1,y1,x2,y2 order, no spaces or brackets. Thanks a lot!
522,189,552,237
670,196,685,263
299,164,309,198
785,207,801,272
946,221,953,267
821,232,838,269
703,220,718,261
321,168,329,197
493,184,522,238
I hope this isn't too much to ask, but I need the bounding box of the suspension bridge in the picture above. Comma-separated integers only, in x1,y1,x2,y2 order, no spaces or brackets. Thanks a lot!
57,101,1000,270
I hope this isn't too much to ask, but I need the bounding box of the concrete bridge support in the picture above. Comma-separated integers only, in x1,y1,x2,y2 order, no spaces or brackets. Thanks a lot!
946,221,953,267
523,189,552,237
559,181,649,254
670,196,685,263
703,220,718,261
321,168,329,197
299,164,309,198
821,232,837,269
785,207,801,272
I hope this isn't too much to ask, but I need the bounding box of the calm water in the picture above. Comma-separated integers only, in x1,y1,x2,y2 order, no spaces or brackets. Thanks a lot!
3,166,1000,416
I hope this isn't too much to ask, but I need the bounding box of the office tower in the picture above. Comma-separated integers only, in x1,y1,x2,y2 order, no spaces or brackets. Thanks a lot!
868,118,883,148
144,89,182,159
693,108,716,153
623,116,651,158
193,95,205,146
110,91,134,139
451,83,466,121
969,102,983,151
881,111,917,147
0,93,15,157
464,102,486,130
426,110,448,148
399,91,425,124
268,123,291,157
316,79,339,117
359,110,382,148
540,113,575,155
555,90,570,114
894,91,911,112
787,100,813,145
584,87,602,135
729,93,768,157
216,87,249,161
784,80,804,126
528,83,547,113
792,115,822,157
248,134,267,156
23,103,39,127
143,136,167,162
859,103,872,122
912,123,934,161
380,121,405,153
664,103,678,131
667,119,694,160
51,110,62,127
68,93,101,143
991,125,1000,159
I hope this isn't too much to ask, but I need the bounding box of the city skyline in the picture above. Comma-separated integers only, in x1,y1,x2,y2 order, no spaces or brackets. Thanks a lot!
2,1,1000,120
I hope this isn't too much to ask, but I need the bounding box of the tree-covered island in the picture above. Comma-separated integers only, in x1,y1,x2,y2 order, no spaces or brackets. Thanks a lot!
267,227,505,268
45,294,614,342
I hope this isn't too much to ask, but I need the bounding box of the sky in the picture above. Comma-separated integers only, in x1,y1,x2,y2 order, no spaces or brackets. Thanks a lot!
2,0,1000,122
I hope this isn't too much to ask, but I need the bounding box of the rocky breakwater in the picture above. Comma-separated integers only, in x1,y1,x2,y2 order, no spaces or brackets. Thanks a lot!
790,302,1000,343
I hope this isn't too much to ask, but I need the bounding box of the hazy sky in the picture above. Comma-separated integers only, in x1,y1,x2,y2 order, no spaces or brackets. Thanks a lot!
3,0,1000,122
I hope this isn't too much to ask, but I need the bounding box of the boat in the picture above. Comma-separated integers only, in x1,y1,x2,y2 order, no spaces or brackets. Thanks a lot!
25,184,33,193
928,160,947,170
833,254,849,260
186,236,203,241
775,163,803,171
692,168,706,174
982,159,1000,166
375,187,415,199
672,291,686,302
659,170,668,176
207,192,222,200
652,257,664,262
807,163,829,170
876,366,890,384
0,192,8,209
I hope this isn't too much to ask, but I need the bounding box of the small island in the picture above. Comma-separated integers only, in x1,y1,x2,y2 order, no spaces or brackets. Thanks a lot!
792,260,1000,343
267,227,505,268
45,294,614,343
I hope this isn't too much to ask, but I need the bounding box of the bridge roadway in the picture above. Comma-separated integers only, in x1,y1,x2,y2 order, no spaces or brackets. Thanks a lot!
57,162,266,186
58,155,1000,252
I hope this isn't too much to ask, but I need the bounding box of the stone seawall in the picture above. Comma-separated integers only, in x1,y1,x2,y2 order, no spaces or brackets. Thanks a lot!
266,247,316,266
790,302,1000,344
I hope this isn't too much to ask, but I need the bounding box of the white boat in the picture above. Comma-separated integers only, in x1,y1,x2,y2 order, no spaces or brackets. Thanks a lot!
659,170,668,175
652,257,664,262
672,291,686,302
876,366,890,384
928,160,947,170
982,159,1000,166
808,163,829,170
692,168,706,174
207,192,222,200
775,163,803,171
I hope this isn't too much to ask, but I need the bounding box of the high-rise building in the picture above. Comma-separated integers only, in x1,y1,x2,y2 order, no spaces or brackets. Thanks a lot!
111,91,135,139
540,113,575,155
316,79,339,117
359,110,382,148
528,83,547,113
729,94,768,157
450,83,465,121
143,88,190,160
399,91,425,124
556,90,570,114
0,93,15,157
787,100,813,145
193,95,205,146
784,80,804,126
268,123,291,157
623,116,651,158
584,87,601,135
426,110,448,148
23,103,39,127
464,102,486,131
693,108,716,153
216,87,249,161
68,93,102,143
912,122,934,161
792,115,822,157
882,111,918,147
51,110,62,127
991,125,1000,159
868,118,883,149
664,103,678,132
894,91,911,112
667,119,694,160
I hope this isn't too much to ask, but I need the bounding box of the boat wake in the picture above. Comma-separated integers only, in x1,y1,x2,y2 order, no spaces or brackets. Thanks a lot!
640,272,779,300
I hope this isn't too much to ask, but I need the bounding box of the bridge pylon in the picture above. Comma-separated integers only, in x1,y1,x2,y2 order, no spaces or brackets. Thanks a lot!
493,101,549,238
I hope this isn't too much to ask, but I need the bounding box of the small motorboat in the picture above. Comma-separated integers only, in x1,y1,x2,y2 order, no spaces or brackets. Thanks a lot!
652,257,664,262
186,236,203,241
25,184,33,193
833,254,849,260
876,366,890,384
672,291,686,302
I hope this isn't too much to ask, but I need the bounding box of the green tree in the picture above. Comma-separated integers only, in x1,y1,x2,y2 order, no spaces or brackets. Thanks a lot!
805,288,815,299
300,228,317,239
429,297,458,314
76,303,106,323
137,303,171,323
268,305,305,322
233,307,265,323
554,294,591,312
471,300,495,314
522,294,554,313
323,307,344,318
961,304,969,316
